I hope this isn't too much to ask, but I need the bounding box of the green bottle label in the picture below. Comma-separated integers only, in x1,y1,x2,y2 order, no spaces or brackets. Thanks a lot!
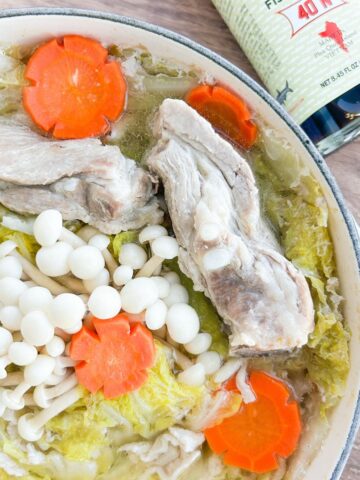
213,0,360,123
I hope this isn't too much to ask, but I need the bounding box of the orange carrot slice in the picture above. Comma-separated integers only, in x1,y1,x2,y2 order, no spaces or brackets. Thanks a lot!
186,85,257,149
23,35,127,139
204,371,302,474
70,314,155,398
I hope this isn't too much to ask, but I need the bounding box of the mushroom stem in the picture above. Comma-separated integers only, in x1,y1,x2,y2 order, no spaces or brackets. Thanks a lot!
32,387,81,426
12,382,31,399
213,358,243,384
34,373,78,408
12,332,23,342
18,387,81,441
155,337,193,370
0,357,11,379
56,275,87,294
54,329,71,342
153,325,167,339
0,371,23,387
102,249,118,277
136,255,164,278
56,357,76,368
24,393,37,406
173,349,193,371
1,381,31,410
45,372,68,386
53,356,76,376
166,331,179,349
77,226,100,242
10,251,69,295
235,362,256,404
47,373,78,398
59,228,86,248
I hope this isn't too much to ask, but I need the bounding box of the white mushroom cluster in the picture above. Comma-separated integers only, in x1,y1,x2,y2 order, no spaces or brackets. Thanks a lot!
0,239,80,432
0,208,239,442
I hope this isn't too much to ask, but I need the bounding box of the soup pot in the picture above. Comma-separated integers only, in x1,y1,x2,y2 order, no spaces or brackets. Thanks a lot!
0,8,359,479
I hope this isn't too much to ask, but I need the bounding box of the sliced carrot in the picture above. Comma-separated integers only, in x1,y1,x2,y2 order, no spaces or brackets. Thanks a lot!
186,85,257,149
70,313,155,398
23,35,127,139
204,371,301,474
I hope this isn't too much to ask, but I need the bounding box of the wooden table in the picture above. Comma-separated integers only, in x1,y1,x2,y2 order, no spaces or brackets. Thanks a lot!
1,0,359,477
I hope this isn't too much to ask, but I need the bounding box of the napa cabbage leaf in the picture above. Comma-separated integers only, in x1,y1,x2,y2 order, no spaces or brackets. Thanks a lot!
110,230,139,259
251,125,349,410
45,342,204,467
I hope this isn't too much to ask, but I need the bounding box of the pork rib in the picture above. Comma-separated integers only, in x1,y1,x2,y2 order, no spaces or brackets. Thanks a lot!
0,118,162,233
146,99,314,354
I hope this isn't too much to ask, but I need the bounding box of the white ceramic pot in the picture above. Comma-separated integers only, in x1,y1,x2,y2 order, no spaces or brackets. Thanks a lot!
0,8,359,480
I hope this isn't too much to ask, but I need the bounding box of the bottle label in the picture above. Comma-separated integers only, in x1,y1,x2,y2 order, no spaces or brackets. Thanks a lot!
213,0,360,124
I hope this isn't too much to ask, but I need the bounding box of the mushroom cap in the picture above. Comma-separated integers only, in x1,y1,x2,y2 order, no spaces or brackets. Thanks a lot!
145,300,167,331
0,240,17,258
118,243,147,270
63,321,83,334
68,245,105,280
18,413,43,441
162,271,180,285
0,277,27,306
139,225,168,244
178,363,206,387
45,336,65,357
21,311,54,347
166,303,200,344
1,389,25,410
113,265,133,286
196,351,222,375
0,305,22,332
48,293,86,330
163,284,189,307
24,355,56,386
0,357,9,379
0,327,13,356
88,234,110,251
33,209,63,247
8,342,37,366
83,268,110,293
0,256,22,280
36,242,73,277
151,236,179,260
120,278,159,314
19,287,53,315
88,286,122,319
151,276,170,299
184,333,212,355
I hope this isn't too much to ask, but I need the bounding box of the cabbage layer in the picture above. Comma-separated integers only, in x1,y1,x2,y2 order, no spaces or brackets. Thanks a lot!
251,125,350,410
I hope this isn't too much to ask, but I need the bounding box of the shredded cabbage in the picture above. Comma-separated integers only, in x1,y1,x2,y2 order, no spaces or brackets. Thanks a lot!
184,389,242,432
0,416,100,480
0,50,26,115
0,226,39,262
251,125,349,410
44,343,204,466
106,341,204,438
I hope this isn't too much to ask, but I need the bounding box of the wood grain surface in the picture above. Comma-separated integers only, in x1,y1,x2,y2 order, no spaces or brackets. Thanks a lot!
0,1,359,478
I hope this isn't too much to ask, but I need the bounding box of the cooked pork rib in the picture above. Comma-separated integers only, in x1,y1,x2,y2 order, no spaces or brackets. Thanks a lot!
147,99,314,354
0,118,162,233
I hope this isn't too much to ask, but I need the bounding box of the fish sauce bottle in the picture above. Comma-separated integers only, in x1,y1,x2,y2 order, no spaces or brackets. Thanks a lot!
213,0,360,155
